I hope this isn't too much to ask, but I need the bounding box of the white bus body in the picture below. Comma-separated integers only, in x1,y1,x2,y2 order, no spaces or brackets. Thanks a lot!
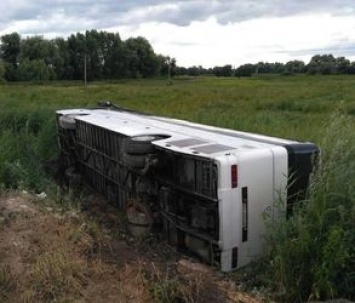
56,103,318,272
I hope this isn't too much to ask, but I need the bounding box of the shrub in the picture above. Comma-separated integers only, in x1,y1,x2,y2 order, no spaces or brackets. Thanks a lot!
265,113,355,302
0,111,58,192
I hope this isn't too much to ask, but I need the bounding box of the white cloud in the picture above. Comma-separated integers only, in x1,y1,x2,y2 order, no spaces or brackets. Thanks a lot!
2,12,93,38
1,0,355,67
109,13,355,67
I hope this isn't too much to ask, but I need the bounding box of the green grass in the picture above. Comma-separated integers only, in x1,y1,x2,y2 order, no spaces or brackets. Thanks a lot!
1,75,355,141
0,74,355,301
264,113,355,302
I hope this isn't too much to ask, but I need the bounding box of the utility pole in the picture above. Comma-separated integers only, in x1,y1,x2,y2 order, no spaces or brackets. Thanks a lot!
84,31,87,87
168,60,171,83
84,53,87,87
166,57,172,85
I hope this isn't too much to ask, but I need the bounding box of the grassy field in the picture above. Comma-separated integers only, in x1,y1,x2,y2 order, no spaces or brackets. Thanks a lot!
0,75,354,302
1,75,355,141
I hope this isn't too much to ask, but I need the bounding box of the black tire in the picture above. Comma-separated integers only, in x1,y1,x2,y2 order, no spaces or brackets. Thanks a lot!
123,135,158,155
122,153,147,169
136,178,155,195
126,200,153,238
65,166,81,185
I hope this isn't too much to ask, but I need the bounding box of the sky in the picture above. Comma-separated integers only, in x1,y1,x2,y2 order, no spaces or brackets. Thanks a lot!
1,0,355,68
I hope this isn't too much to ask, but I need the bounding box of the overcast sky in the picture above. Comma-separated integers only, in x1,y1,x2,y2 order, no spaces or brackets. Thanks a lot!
1,0,355,67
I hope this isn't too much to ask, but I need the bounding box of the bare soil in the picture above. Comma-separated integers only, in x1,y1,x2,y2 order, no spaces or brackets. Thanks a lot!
0,192,267,303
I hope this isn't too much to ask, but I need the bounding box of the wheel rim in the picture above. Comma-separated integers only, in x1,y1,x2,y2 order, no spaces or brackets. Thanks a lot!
131,136,155,142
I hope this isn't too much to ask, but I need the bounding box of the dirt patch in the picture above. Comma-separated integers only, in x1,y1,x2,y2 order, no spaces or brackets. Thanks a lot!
0,193,37,217
0,192,266,303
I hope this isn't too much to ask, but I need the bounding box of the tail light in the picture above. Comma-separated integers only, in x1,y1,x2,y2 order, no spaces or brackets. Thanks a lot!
231,164,238,188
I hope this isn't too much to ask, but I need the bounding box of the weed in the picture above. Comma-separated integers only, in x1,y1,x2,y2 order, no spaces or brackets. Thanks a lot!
0,114,55,192
30,248,87,301
147,261,222,303
0,264,17,294
264,113,355,302
151,278,180,303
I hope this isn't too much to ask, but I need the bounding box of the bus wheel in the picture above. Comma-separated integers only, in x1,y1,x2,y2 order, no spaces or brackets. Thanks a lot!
126,199,153,238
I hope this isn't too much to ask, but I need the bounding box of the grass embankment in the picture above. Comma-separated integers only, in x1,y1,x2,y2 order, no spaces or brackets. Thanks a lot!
0,191,237,303
0,75,354,302
264,114,355,302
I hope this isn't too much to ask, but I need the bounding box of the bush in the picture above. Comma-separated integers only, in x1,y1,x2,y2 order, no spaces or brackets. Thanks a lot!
0,59,6,83
265,113,355,302
0,111,58,192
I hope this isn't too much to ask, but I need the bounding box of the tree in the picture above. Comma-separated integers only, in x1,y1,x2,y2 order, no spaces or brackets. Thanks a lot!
124,37,160,78
213,65,233,77
256,62,272,74
175,66,187,76
16,58,55,81
99,32,122,78
67,33,87,80
104,38,128,78
336,56,350,74
0,59,5,82
84,30,102,80
348,62,355,74
307,54,337,75
0,33,21,80
235,64,255,77
0,32,21,66
186,66,201,76
285,60,305,74
158,56,176,77
20,36,51,62
52,37,70,80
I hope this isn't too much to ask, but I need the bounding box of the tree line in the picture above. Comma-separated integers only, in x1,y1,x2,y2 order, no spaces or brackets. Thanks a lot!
0,30,173,82
177,55,355,77
1,30,355,82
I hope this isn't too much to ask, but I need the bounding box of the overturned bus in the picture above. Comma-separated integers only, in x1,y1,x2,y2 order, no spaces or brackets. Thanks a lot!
56,102,318,272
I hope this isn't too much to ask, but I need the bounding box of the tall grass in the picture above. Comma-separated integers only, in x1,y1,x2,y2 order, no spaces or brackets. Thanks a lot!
265,113,355,302
0,109,58,192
